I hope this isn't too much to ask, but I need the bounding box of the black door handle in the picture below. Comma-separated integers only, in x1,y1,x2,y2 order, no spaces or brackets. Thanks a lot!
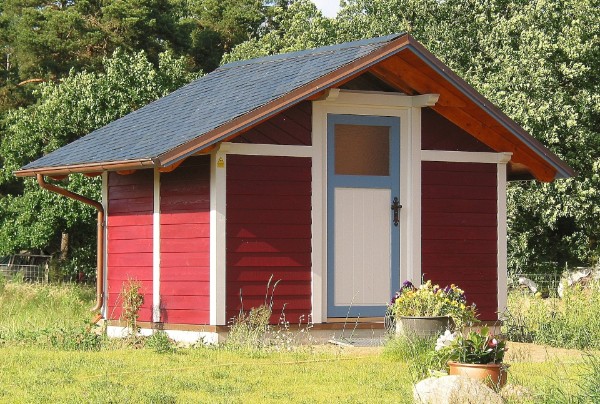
391,197,402,227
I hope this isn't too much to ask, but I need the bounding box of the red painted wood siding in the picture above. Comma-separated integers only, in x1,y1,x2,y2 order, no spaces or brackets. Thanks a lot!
421,162,498,320
422,108,494,152
232,102,311,145
160,156,210,324
106,170,154,322
226,155,312,324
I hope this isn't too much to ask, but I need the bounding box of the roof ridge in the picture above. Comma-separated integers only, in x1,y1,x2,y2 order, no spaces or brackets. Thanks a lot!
218,34,402,71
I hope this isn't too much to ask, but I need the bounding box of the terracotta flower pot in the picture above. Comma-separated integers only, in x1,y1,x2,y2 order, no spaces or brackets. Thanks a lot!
395,316,454,337
448,361,509,388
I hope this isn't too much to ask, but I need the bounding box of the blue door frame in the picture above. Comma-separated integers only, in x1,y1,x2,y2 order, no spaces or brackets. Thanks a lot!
327,113,400,317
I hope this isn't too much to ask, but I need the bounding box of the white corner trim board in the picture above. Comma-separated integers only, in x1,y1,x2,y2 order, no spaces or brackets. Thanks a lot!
497,161,508,319
152,169,161,323
101,172,109,319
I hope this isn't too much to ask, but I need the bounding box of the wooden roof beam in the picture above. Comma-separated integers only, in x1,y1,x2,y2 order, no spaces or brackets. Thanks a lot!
379,55,466,107
369,65,416,95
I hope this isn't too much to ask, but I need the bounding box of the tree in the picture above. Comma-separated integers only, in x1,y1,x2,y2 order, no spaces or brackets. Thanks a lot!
224,0,335,63
0,49,196,276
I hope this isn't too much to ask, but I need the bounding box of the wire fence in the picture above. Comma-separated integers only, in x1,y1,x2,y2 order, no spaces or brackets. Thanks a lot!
509,272,563,294
0,254,51,283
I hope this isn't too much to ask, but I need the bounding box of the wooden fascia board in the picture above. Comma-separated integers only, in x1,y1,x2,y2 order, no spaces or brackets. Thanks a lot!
403,38,574,180
14,158,155,178
156,35,413,167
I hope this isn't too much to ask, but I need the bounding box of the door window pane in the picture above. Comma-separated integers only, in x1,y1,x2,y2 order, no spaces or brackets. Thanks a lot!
334,124,390,176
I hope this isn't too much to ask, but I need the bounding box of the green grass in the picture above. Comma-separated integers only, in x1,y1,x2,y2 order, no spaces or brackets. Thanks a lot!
504,281,600,349
0,346,415,403
0,281,595,402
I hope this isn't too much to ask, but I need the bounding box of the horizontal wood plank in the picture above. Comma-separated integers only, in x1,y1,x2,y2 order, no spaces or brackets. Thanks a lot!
228,224,311,239
108,239,153,254
161,267,210,281
227,253,311,267
108,253,153,267
108,215,153,227
421,198,497,214
107,225,153,240
227,180,311,196
161,252,210,267
422,212,497,227
422,225,497,240
160,281,210,296
161,224,210,239
161,310,210,324
227,238,311,253
421,184,496,200
161,212,210,225
227,209,311,225
108,198,153,214
227,267,312,282
161,238,210,253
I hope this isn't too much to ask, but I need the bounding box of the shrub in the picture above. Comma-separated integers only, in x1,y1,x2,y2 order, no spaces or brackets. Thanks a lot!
146,331,177,354
120,279,144,333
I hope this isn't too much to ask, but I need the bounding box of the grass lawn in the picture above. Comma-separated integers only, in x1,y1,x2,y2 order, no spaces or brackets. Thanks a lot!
0,346,416,403
0,282,593,403
0,343,587,403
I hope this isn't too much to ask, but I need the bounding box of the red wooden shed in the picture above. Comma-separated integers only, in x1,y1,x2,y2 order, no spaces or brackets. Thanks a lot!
17,34,573,343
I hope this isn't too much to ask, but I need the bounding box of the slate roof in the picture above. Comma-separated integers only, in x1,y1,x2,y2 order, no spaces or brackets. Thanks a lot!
20,34,400,172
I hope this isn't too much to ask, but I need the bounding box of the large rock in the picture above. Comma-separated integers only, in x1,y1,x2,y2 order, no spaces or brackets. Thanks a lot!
413,375,503,404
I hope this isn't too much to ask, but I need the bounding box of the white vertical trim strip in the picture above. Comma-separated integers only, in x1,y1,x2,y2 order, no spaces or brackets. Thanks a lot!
101,172,109,319
409,107,422,286
210,151,227,325
311,103,325,323
421,150,512,164
497,162,508,319
152,169,161,323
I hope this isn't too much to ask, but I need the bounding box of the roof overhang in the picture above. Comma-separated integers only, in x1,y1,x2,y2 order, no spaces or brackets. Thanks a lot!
16,34,574,182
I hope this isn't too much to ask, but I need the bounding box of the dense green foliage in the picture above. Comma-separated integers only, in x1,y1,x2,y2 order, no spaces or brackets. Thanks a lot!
0,0,598,276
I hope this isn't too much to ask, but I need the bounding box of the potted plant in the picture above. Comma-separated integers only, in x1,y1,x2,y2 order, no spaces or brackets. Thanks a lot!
435,327,509,387
390,280,477,337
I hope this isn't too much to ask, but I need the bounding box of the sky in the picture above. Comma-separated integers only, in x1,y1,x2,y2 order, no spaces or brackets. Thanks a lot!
312,0,341,18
